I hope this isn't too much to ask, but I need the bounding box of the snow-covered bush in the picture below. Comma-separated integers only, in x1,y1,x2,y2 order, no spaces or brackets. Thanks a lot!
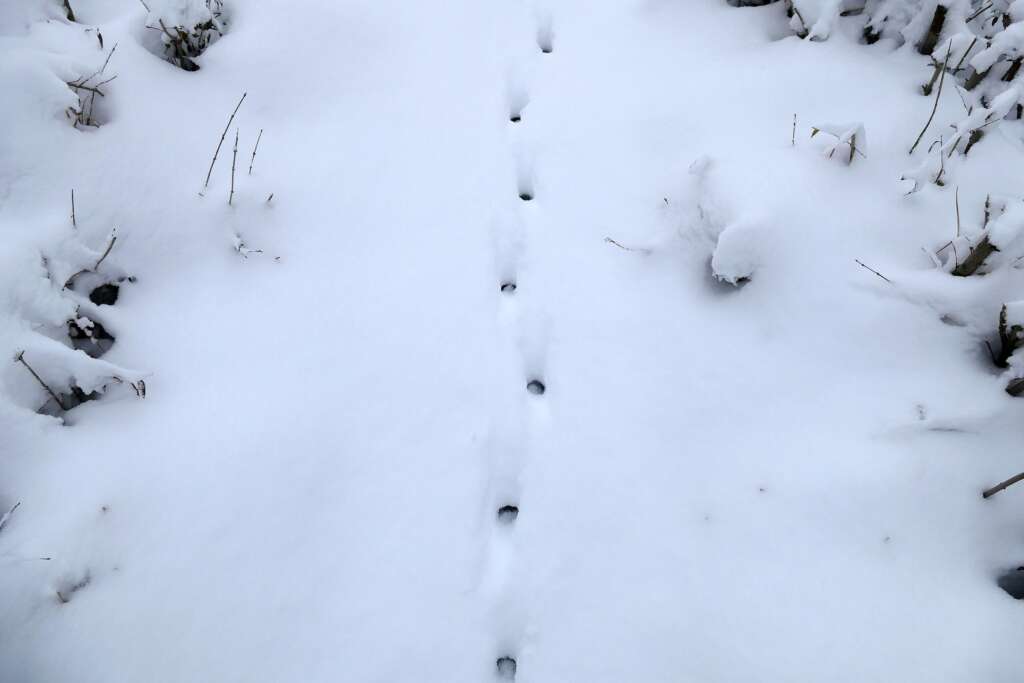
145,0,227,72
733,1,1024,171
810,122,867,164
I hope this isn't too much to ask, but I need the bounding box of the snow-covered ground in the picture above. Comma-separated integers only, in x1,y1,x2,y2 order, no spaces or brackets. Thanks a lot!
2,1,1024,681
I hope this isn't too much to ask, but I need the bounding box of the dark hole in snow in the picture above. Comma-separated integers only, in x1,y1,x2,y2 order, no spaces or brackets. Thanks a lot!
540,45,552,54
501,282,517,293
496,656,517,679
527,380,545,395
519,193,533,202
497,505,519,522
68,318,115,358
39,386,101,418
89,283,119,306
510,115,521,123
998,567,1024,599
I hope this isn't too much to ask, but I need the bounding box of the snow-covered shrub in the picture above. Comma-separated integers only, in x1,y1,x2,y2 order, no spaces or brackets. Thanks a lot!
710,220,760,286
733,1,1024,172
145,0,227,72
810,122,867,164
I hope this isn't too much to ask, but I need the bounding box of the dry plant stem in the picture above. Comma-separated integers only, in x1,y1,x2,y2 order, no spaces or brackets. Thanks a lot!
0,502,21,535
955,186,961,237
249,129,263,175
229,129,239,206
14,352,66,411
604,237,651,254
855,259,893,284
791,114,796,146
203,93,247,194
94,232,116,270
71,189,76,229
982,472,1024,499
910,40,952,154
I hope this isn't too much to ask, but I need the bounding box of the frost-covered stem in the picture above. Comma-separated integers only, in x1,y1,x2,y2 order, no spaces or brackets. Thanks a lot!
202,92,246,194
14,352,66,411
910,41,951,155
982,472,1024,499
229,128,238,206
248,129,262,175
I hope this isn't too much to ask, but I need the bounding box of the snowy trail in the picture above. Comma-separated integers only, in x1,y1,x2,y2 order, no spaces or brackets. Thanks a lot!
3,1,1024,681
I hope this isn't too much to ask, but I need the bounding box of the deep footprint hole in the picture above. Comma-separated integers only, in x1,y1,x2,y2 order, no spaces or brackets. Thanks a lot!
500,282,516,293
998,566,1024,599
497,505,519,522
496,656,517,679
518,192,533,202
89,283,120,306
527,379,545,395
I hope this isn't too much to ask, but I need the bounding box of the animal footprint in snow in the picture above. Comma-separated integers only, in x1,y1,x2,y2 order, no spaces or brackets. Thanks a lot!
496,656,517,679
497,505,519,523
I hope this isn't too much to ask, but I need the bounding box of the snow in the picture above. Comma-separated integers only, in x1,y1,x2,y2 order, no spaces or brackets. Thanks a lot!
2,1,1024,681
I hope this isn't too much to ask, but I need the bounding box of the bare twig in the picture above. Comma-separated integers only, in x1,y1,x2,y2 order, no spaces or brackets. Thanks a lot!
229,129,239,206
70,190,76,229
0,502,21,535
94,230,117,271
910,40,952,155
967,1,994,23
955,186,961,237
138,0,151,11
604,237,651,254
982,471,1024,499
248,128,262,175
202,93,247,194
14,352,66,411
791,114,796,147
855,259,893,284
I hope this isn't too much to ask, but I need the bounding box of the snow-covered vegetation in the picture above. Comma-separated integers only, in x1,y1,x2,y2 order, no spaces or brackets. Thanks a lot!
3,0,1024,680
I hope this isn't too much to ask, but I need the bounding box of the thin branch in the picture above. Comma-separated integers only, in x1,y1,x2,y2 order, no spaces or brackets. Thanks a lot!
75,43,118,88
138,0,151,11
604,237,651,254
967,1,994,23
855,259,893,284
982,471,1024,499
791,114,796,147
955,186,961,237
0,502,21,535
910,40,952,154
70,190,76,229
202,92,247,194
94,230,117,271
248,128,263,175
229,128,239,206
14,352,66,411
